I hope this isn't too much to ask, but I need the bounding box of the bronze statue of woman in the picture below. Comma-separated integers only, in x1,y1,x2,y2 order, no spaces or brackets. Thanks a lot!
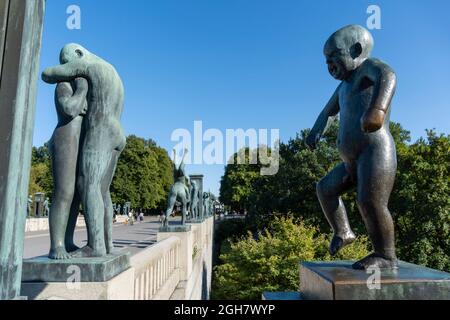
48,76,88,260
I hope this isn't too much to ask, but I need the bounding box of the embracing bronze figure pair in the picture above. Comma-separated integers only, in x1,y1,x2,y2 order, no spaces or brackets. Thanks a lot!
43,44,125,260
44,25,399,270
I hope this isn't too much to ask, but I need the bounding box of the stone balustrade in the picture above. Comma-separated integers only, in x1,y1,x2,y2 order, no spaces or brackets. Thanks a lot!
21,216,214,300
131,236,181,300
130,216,214,300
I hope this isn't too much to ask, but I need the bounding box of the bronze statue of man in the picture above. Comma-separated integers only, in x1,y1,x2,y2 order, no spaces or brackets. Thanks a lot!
306,25,398,270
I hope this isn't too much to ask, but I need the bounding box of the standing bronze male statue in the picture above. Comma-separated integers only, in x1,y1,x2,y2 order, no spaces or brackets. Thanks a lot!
42,43,126,258
306,25,398,270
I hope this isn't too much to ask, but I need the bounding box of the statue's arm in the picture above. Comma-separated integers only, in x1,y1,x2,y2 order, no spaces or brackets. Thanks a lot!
361,64,397,133
306,85,340,149
56,78,88,119
42,60,88,84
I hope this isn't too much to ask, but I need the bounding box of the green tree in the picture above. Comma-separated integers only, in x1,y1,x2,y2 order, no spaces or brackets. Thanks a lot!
28,144,53,199
111,135,173,210
211,217,369,300
391,130,450,271
219,148,262,213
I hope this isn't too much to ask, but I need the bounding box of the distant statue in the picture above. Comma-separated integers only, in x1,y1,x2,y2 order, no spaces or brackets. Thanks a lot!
43,198,50,217
189,180,201,220
43,43,126,258
164,149,190,227
203,192,211,217
306,25,398,270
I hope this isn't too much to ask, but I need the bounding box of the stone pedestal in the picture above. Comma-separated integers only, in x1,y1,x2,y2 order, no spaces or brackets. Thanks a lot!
262,292,303,300
159,225,192,233
21,253,133,300
300,261,450,300
22,252,130,282
21,267,134,300
187,218,204,224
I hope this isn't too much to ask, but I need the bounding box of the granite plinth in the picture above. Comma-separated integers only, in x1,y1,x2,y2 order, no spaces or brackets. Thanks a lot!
159,225,192,233
300,261,450,300
187,218,204,224
22,252,130,283
262,292,303,300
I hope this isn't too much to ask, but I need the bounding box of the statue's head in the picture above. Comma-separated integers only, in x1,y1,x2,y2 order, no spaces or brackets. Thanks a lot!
59,43,89,64
324,25,373,80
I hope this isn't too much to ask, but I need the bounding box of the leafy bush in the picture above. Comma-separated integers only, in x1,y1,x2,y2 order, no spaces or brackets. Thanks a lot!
211,217,369,300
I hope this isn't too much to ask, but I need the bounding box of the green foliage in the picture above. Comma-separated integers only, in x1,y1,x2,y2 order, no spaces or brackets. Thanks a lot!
28,144,53,199
211,217,369,300
219,149,262,213
391,130,450,271
111,135,173,210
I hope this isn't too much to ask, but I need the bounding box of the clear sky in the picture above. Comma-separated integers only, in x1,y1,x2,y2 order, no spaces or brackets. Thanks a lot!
34,0,450,196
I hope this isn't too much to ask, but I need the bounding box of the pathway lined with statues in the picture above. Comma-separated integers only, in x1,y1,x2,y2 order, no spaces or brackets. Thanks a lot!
23,216,165,259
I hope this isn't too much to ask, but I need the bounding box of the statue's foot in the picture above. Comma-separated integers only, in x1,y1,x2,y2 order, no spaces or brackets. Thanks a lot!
329,232,356,256
352,252,398,270
70,245,107,258
65,243,80,253
49,247,72,260
106,241,115,254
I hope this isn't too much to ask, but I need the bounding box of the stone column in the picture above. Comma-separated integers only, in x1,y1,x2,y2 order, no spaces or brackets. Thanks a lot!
0,0,45,300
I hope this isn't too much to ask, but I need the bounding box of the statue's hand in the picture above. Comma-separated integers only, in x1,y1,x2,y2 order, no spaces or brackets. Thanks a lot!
361,108,385,133
306,131,320,150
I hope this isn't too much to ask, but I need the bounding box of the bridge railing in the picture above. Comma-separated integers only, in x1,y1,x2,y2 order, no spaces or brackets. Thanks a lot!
130,236,181,300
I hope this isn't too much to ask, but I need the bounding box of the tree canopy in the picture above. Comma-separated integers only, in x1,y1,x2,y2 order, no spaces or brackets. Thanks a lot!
111,135,173,210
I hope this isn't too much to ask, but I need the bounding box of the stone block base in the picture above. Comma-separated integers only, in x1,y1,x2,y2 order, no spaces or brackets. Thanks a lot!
159,225,192,232
262,292,303,300
300,261,450,300
22,252,130,282
21,267,134,300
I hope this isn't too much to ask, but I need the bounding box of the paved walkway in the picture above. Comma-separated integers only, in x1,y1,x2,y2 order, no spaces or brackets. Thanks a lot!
23,216,164,259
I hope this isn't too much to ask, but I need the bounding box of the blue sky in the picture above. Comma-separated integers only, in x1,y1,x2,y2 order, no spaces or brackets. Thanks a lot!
34,0,450,195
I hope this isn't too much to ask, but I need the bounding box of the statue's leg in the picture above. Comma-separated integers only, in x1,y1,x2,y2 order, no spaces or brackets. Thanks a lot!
181,196,187,225
102,151,120,254
316,163,356,256
353,149,397,270
75,149,109,258
103,190,114,254
165,191,177,227
64,192,81,253
48,125,82,260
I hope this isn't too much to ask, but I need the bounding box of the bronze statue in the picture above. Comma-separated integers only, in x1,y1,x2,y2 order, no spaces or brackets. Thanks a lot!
42,43,126,258
47,76,88,259
306,25,398,270
190,180,201,220
164,149,190,226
